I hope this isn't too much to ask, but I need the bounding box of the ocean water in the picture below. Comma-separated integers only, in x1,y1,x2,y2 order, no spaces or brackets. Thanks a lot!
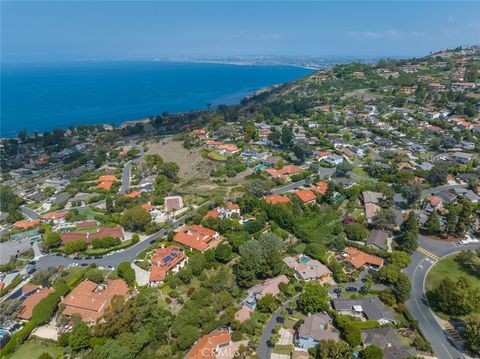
1,61,313,137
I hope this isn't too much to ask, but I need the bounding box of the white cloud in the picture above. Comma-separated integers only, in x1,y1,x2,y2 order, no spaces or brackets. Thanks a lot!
346,29,426,40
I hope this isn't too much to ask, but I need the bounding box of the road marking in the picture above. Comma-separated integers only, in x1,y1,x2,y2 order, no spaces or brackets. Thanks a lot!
417,247,440,261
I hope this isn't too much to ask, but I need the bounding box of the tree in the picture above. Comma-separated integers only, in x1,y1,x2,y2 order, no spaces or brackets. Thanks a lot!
281,126,293,146
445,210,458,236
464,314,480,355
85,268,104,283
335,162,353,177
372,208,397,230
256,293,278,314
344,223,369,241
318,339,351,359
106,196,113,214
64,239,87,254
117,261,135,286
360,345,383,359
43,231,61,249
69,321,91,352
430,276,479,315
393,273,411,302
400,183,422,206
38,354,53,359
427,165,448,186
425,210,441,235
297,283,329,314
122,206,151,232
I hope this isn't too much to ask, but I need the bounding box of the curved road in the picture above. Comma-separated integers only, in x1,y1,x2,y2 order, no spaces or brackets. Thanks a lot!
405,235,480,359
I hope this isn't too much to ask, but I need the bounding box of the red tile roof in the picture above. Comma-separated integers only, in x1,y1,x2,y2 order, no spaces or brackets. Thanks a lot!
264,194,291,205
265,165,302,179
43,211,67,220
186,330,231,359
61,279,129,322
150,245,186,282
142,203,155,211
125,191,141,199
173,225,221,252
343,247,384,269
98,175,116,182
60,227,124,244
314,181,329,195
17,288,53,320
294,190,317,203
13,218,42,229
97,181,113,190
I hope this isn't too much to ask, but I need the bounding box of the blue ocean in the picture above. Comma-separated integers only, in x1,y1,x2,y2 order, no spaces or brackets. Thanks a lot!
1,61,313,137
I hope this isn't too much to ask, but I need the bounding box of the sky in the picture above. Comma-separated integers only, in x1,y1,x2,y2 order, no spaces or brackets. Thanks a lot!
1,1,480,62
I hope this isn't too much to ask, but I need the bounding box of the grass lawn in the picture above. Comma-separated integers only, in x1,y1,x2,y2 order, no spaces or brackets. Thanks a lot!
351,166,369,177
273,345,293,355
10,341,63,359
207,151,227,161
61,267,88,283
284,317,298,329
426,253,480,292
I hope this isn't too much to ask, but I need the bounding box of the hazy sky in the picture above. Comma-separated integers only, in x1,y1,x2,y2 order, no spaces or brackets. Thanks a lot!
2,1,479,61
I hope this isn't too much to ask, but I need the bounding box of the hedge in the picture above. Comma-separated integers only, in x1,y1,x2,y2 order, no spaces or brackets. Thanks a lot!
84,238,134,256
0,274,23,298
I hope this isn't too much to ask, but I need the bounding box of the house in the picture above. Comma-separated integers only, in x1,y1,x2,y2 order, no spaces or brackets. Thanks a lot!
13,218,42,230
97,181,113,191
423,195,443,213
235,275,288,322
173,225,221,252
16,287,53,320
186,329,235,359
125,191,142,199
149,245,188,286
362,191,384,204
323,154,344,166
42,211,68,224
313,181,328,196
60,226,124,245
332,297,395,324
263,194,291,205
294,190,317,205
265,165,302,181
296,313,339,349
204,202,240,220
450,152,475,164
164,195,184,212
61,279,129,323
343,247,384,270
97,175,116,191
218,144,239,155
361,328,417,359
364,203,381,222
283,255,332,282
366,230,391,251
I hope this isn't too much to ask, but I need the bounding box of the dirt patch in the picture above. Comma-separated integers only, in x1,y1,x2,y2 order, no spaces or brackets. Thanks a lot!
342,89,382,101
146,137,214,182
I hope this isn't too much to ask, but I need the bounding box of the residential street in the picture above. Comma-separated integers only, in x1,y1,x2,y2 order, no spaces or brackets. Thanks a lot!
119,160,133,195
405,236,480,359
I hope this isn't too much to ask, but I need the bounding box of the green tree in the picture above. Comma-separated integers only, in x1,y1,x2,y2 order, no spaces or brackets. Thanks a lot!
117,261,135,286
427,165,448,186
393,273,411,302
318,339,351,359
430,276,479,315
122,206,151,232
64,239,87,254
344,223,369,241
215,243,233,263
445,210,458,235
464,314,480,355
256,293,278,314
360,345,384,359
372,208,397,230
297,282,329,314
425,210,441,235
43,231,61,249
69,321,91,352
400,183,422,206
38,354,53,359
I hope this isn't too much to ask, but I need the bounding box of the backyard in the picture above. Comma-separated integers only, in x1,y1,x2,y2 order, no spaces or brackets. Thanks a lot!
9,341,63,359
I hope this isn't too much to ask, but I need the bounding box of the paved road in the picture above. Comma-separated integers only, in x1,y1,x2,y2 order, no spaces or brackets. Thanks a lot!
271,180,306,195
405,236,480,359
20,206,40,220
119,160,133,195
35,213,193,270
257,296,298,359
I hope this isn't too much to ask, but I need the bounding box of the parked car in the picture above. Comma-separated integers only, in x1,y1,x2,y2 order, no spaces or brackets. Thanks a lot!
345,287,357,292
333,288,342,294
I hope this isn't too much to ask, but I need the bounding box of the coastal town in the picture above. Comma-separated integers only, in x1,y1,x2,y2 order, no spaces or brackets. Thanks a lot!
0,46,479,359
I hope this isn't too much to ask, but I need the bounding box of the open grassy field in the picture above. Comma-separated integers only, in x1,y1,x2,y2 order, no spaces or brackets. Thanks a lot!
9,341,63,359
426,253,480,291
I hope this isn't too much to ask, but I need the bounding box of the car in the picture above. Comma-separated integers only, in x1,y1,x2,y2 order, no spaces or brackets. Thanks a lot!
360,277,367,283
27,268,37,274
333,288,342,294
345,287,357,292
150,240,156,244
80,263,88,267
94,256,102,259
107,265,115,270
73,256,81,260
84,256,92,260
